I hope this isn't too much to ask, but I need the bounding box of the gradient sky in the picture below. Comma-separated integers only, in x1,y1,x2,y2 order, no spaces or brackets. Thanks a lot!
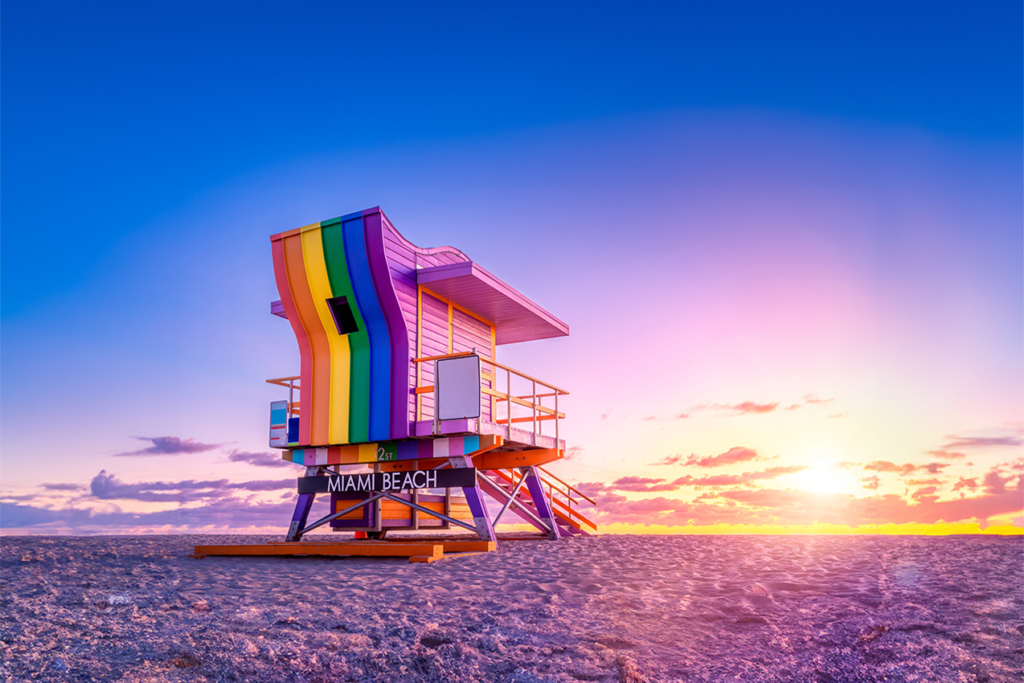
2,1,1021,534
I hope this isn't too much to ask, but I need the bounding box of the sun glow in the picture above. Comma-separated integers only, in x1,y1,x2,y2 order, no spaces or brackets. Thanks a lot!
791,463,852,494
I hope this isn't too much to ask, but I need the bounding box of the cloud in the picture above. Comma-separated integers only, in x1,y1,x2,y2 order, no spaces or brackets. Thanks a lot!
90,470,293,503
0,497,301,532
683,447,766,468
859,476,880,490
803,395,835,406
827,413,848,419
721,401,778,414
41,483,85,491
589,463,1024,528
952,478,978,493
672,465,808,487
651,454,684,466
228,450,290,468
862,461,949,476
911,486,939,501
926,450,967,460
941,435,1023,449
114,436,222,457
609,476,680,492
574,481,607,497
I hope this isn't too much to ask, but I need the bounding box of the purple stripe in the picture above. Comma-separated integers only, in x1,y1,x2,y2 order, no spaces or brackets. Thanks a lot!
397,441,419,460
363,210,411,440
417,440,434,459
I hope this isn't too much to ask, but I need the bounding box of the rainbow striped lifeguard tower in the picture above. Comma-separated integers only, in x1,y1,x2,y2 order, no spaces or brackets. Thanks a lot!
264,208,595,549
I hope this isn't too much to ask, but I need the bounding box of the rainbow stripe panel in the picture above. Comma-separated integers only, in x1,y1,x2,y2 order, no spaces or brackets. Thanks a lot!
284,435,484,466
271,210,408,447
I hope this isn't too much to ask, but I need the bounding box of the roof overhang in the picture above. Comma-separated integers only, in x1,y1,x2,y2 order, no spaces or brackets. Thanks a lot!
417,261,569,345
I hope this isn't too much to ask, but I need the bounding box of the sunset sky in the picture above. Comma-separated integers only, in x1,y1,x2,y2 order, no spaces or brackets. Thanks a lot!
2,2,1021,535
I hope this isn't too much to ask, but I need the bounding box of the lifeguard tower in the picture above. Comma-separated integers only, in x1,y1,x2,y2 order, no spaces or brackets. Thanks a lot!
263,207,595,549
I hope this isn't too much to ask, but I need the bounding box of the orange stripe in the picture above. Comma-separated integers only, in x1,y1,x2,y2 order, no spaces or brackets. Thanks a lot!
272,239,312,446
283,232,332,446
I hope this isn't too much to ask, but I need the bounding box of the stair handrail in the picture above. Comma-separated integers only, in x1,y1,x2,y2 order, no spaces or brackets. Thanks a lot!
538,466,597,506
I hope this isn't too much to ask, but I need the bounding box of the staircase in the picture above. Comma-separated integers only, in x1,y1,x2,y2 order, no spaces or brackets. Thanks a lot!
480,466,598,537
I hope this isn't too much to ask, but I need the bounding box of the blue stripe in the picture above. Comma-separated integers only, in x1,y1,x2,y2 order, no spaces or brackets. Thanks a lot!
343,217,392,441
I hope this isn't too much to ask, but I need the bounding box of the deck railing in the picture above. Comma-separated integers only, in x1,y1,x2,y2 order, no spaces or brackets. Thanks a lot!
266,376,300,418
413,351,568,447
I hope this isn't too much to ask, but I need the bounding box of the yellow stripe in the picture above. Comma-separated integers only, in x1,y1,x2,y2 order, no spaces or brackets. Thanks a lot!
358,443,377,463
301,227,351,444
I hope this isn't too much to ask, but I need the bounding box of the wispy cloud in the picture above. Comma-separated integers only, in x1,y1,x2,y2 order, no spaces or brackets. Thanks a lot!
863,461,950,476
681,447,767,468
227,450,290,468
41,483,84,491
90,470,293,503
113,436,223,457
926,450,967,460
609,476,681,492
716,401,779,414
673,465,808,487
0,498,300,531
941,434,1023,450
859,475,880,490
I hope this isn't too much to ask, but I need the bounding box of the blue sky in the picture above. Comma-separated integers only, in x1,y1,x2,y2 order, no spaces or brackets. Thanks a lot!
2,1,1021,533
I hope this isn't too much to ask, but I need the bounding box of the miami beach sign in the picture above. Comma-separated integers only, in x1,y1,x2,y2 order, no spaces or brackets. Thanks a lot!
297,468,477,494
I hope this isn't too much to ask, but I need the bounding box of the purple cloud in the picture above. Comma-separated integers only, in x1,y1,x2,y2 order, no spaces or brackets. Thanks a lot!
90,470,293,503
228,450,290,468
114,436,223,457
941,435,1023,449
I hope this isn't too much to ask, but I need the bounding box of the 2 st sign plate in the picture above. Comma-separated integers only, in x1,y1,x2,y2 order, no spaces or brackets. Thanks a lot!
297,468,477,494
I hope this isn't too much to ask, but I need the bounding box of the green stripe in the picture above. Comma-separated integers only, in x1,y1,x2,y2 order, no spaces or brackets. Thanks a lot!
321,224,371,443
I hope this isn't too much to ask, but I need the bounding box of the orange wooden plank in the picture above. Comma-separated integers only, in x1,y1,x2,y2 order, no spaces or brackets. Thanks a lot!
193,543,442,559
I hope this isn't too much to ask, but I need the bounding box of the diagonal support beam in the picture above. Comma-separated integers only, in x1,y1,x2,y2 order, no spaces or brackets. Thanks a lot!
478,471,551,533
522,466,563,539
285,466,324,542
492,471,529,526
450,455,497,542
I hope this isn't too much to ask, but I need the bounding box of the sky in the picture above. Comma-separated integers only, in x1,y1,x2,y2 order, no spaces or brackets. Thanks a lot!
1,1,1021,535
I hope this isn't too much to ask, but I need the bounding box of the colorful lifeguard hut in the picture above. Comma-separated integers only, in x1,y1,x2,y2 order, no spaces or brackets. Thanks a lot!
265,207,595,548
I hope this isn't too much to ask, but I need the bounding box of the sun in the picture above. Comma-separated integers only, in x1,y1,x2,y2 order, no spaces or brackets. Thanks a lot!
791,463,850,494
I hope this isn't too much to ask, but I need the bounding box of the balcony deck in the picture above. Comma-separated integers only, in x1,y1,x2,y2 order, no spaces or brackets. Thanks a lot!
412,418,564,452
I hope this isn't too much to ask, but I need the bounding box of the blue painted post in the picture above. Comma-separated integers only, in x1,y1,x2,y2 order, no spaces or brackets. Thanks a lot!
450,456,496,543
285,466,322,541
522,466,562,539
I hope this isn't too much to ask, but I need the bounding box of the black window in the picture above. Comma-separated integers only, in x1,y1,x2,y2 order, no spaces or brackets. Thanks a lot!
327,296,359,335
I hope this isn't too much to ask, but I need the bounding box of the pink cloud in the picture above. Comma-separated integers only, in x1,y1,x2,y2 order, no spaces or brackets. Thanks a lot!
673,465,808,487
926,450,967,460
683,447,766,468
728,401,779,414
610,476,681,492
941,435,1023,449
651,454,684,466
114,436,223,457
862,461,949,476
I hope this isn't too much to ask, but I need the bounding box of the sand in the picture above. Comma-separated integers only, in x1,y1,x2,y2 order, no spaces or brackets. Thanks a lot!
1,534,1021,682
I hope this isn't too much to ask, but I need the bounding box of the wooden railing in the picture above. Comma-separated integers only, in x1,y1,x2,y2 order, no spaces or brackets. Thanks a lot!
413,352,568,446
266,376,300,417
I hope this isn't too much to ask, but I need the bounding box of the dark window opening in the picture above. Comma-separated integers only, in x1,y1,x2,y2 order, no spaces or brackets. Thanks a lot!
327,296,359,335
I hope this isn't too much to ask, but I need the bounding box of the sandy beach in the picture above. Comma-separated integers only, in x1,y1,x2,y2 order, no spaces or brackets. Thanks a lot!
1,534,1021,682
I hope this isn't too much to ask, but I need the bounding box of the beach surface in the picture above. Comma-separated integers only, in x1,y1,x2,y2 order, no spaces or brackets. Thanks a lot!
1,534,1021,682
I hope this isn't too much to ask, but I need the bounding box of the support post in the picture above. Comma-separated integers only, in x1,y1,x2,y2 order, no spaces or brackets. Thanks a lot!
450,455,497,543
522,465,562,539
285,466,323,542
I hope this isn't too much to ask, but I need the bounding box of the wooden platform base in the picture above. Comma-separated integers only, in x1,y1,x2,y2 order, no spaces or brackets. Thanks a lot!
191,539,496,563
